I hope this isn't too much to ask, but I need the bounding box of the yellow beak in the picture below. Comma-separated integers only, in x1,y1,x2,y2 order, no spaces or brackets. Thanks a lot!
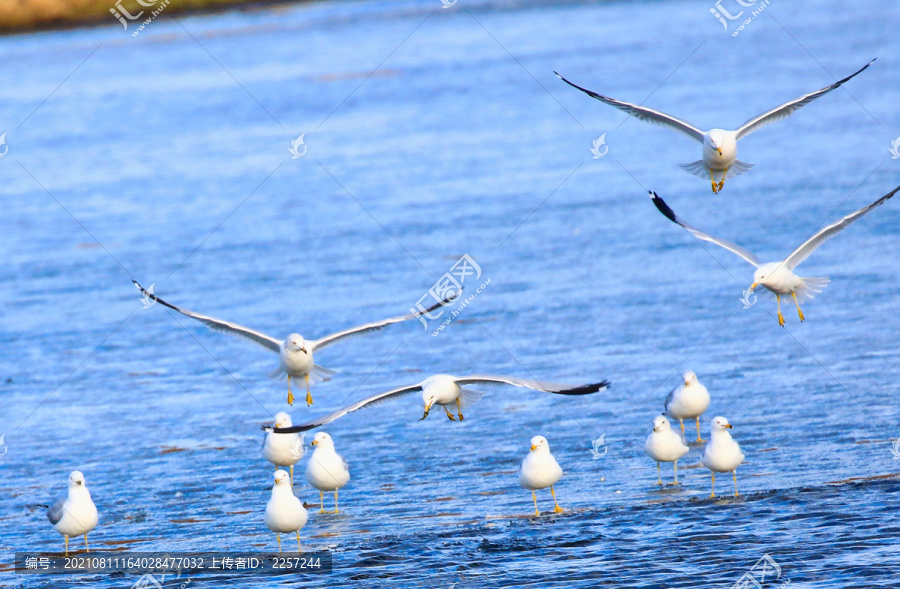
750,282,758,290
724,424,733,429
530,445,537,451
420,400,434,421
311,440,318,446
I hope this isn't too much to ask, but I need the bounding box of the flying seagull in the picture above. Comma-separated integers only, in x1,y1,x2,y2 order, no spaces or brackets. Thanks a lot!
555,59,875,193
133,280,452,405
270,373,611,432
650,186,899,325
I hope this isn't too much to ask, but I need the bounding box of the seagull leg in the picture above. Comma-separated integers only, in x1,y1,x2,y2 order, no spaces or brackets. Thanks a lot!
276,534,282,553
550,486,564,513
679,419,685,437
287,375,294,406
290,465,294,486
305,375,313,406
792,291,805,322
456,397,464,421
695,417,704,443
319,490,325,513
673,460,679,485
709,169,718,193
64,535,69,556
717,168,728,192
733,470,740,497
656,462,662,486
84,534,89,553
296,531,302,553
710,473,716,498
334,490,340,514
444,406,457,421
776,294,785,327
532,491,539,516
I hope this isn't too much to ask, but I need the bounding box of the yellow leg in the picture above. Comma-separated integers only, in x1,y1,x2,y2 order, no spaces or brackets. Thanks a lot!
776,294,785,326
456,397,464,421
733,470,739,497
709,168,718,193
679,419,685,436
295,531,302,553
319,490,325,513
710,473,716,498
531,490,539,516
276,534,282,553
656,462,662,486
696,417,704,443
287,375,294,406
64,535,69,556
550,486,563,513
717,168,728,192
289,465,294,486
84,534,89,553
792,291,805,322
333,490,340,514
444,406,457,421
305,375,313,406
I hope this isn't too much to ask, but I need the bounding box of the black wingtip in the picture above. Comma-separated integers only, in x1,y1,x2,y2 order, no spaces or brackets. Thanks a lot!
273,424,315,433
650,192,678,224
554,380,611,395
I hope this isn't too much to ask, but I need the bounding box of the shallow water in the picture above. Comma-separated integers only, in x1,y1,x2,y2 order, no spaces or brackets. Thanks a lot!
1,0,900,587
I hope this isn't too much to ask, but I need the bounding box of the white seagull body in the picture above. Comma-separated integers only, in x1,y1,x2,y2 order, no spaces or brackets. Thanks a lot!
701,416,745,498
555,60,874,193
133,280,451,406
305,432,350,513
269,373,611,432
265,470,308,553
46,471,98,555
262,412,303,483
519,435,564,516
664,371,710,442
643,415,690,486
651,186,899,325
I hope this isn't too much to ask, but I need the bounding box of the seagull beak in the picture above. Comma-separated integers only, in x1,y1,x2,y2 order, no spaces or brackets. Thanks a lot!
750,282,758,290
420,400,433,421
300,347,307,353
311,440,318,446
530,445,537,451
717,148,722,156
724,424,733,429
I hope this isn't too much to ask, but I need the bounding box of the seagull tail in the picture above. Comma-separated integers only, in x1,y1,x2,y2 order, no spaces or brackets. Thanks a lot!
726,159,754,179
678,160,709,178
310,365,338,384
268,366,287,380
459,387,486,409
796,277,830,302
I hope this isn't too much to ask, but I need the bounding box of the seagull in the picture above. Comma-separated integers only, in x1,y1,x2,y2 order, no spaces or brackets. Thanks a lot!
651,186,899,325
664,371,710,443
133,280,451,406
701,416,745,498
519,435,564,516
265,470,308,553
271,373,611,432
555,60,875,193
46,471,98,556
262,412,304,484
305,432,350,513
643,415,690,486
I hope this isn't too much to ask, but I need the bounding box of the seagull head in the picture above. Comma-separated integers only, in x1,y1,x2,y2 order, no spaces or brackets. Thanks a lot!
68,471,86,487
419,393,436,421
710,416,733,433
274,469,290,486
750,262,780,291
273,411,292,429
652,415,671,433
707,129,726,156
682,371,698,386
311,432,334,448
529,435,550,453
286,334,307,354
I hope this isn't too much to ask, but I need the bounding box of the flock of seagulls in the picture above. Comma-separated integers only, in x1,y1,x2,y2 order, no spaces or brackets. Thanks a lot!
43,58,896,554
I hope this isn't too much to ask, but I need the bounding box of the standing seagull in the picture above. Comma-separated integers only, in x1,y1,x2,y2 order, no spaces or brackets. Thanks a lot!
264,470,308,553
305,432,350,513
644,415,690,486
664,371,710,443
519,435,564,516
555,60,874,193
651,186,899,325
701,417,745,498
271,374,610,432
262,412,304,484
46,471,98,556
133,280,451,406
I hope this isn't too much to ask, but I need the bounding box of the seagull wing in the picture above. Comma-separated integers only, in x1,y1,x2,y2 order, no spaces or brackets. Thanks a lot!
132,280,281,352
452,375,610,395
735,59,875,140
310,294,456,352
269,383,425,433
46,495,66,525
783,185,899,270
555,72,706,143
651,192,761,267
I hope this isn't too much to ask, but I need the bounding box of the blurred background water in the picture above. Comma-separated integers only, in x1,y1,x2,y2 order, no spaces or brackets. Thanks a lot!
1,0,899,587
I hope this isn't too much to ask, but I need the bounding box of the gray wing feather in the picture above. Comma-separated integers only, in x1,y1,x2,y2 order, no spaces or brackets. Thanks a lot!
46,496,65,525
452,375,609,395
